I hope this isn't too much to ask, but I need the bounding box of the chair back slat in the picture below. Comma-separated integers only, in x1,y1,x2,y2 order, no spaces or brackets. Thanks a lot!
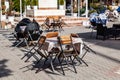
38,36,46,48
46,32,59,38
59,35,72,44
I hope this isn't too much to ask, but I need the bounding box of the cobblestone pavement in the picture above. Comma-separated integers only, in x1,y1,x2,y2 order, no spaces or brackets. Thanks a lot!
0,26,120,80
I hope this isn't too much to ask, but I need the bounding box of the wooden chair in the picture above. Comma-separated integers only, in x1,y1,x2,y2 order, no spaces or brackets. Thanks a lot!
57,35,78,75
46,31,59,38
21,36,46,62
41,17,51,31
35,32,60,73
70,33,89,65
71,33,96,60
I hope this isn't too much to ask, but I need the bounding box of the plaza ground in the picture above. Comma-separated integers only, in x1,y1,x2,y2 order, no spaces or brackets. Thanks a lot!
0,25,120,80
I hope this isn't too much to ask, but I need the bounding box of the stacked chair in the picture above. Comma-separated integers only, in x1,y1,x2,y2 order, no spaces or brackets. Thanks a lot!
13,18,43,48
96,23,113,40
112,24,120,40
13,18,32,47
90,21,97,37
41,17,65,32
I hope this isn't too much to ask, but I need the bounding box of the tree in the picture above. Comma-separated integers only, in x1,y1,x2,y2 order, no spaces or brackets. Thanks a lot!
7,0,14,16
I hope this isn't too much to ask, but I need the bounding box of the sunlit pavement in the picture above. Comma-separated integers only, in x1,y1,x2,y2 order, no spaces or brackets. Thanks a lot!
0,25,120,80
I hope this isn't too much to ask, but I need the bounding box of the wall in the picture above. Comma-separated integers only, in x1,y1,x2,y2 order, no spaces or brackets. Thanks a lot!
38,0,57,8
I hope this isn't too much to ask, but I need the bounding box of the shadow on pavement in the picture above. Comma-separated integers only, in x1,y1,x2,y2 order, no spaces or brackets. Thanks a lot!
77,32,120,50
0,59,13,78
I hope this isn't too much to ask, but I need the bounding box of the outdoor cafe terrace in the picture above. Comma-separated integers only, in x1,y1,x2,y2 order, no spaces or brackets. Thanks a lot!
0,18,120,79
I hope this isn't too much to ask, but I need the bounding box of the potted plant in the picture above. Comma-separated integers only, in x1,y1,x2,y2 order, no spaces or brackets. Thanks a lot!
73,8,78,17
7,0,15,23
2,5,7,21
59,0,64,10
31,0,38,10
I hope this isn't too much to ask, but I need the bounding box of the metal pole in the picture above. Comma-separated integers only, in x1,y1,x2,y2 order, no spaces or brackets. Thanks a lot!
64,0,66,10
85,0,88,18
78,0,80,17
24,0,26,17
71,0,73,16
20,0,22,20
0,0,2,28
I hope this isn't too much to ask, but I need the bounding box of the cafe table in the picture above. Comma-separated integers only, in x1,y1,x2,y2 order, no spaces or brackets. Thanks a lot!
45,37,83,55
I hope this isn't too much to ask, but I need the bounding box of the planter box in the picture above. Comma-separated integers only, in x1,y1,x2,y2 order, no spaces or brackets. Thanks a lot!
33,6,38,10
73,13,78,17
59,5,64,10
1,21,6,29
8,16,14,22
1,15,6,21
27,5,31,10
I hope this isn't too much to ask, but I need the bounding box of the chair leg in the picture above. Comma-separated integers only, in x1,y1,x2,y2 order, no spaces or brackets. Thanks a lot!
70,56,77,73
14,39,24,47
49,54,55,72
77,57,88,66
58,58,65,75
83,43,96,54
21,45,36,59
90,29,94,38
25,52,36,62
73,56,82,64
35,57,48,73
36,57,43,64
81,50,88,59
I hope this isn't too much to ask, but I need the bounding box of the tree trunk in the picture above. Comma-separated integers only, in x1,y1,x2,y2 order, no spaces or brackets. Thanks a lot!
8,0,13,16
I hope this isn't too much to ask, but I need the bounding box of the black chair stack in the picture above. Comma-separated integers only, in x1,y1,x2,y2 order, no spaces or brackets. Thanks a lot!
112,24,120,39
90,21,97,37
96,23,113,40
13,18,32,47
13,18,43,47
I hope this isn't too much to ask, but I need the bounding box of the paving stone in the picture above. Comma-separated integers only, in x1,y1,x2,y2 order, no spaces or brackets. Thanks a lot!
0,26,120,80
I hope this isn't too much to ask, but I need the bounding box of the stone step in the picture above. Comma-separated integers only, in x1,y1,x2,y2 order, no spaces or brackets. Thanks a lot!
34,16,89,26
14,16,89,27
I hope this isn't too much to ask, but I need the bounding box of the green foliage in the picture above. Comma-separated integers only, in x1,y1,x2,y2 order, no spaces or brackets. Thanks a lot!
73,8,78,13
93,0,99,3
107,5,113,11
89,9,97,14
59,0,64,5
90,3,105,14
30,0,38,6
8,0,38,12
80,7,86,14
